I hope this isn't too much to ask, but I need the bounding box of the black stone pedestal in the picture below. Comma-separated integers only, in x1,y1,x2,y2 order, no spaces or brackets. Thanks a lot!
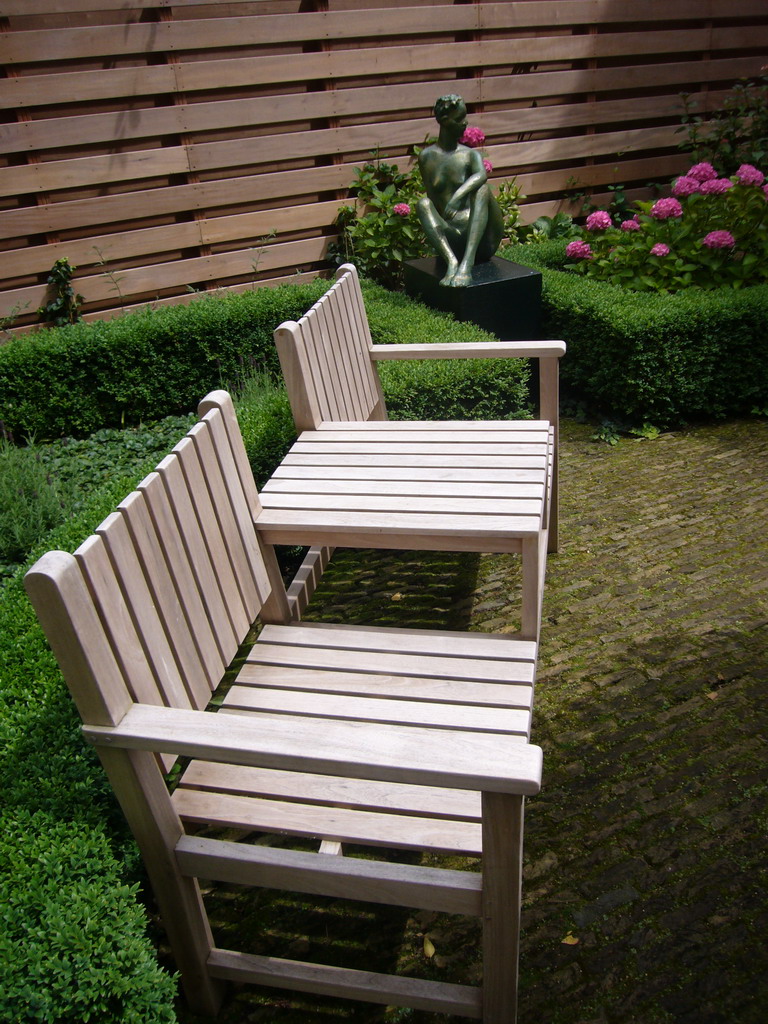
403,255,542,339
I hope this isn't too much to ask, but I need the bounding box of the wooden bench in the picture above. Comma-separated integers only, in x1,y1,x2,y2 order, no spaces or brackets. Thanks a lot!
25,390,543,1024
264,262,565,640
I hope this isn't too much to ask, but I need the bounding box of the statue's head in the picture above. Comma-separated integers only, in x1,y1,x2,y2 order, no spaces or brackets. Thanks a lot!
434,94,467,125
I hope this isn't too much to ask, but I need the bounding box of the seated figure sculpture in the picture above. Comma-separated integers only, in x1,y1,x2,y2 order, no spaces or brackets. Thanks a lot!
417,94,504,287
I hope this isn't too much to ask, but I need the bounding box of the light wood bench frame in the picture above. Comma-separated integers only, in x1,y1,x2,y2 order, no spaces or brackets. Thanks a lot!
25,390,543,1024
267,262,565,639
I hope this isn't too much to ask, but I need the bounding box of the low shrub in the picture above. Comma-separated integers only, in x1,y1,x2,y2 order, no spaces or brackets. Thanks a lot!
0,812,177,1024
0,280,328,441
0,474,181,1023
505,240,768,426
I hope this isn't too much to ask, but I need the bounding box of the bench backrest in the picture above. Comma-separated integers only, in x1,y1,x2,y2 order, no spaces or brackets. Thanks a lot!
274,262,387,430
25,392,271,746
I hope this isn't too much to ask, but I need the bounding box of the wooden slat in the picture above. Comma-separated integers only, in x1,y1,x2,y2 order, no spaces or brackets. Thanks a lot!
178,762,482,820
243,643,535,686
222,687,531,734
207,947,482,1018
232,665,535,709
258,621,537,661
172,787,483,854
175,834,482,915
118,489,211,710
3,6,765,65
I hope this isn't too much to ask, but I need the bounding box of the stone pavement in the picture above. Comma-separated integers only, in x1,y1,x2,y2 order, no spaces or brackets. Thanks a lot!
177,418,768,1024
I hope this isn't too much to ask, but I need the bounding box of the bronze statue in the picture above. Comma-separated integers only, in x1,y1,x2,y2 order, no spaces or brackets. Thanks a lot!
417,94,503,287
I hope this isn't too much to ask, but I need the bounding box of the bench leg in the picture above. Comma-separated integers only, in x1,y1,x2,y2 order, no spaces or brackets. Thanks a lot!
481,792,524,1024
99,748,226,1017
256,539,294,623
521,534,546,643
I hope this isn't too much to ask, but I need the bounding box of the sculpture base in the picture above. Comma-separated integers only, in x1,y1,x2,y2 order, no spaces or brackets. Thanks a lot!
403,255,542,339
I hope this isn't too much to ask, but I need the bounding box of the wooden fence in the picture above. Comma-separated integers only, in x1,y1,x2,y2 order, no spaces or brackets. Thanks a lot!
1,0,767,329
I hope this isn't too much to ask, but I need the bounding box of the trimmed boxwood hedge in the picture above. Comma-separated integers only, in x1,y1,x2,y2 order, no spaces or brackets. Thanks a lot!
503,241,768,427
0,279,531,442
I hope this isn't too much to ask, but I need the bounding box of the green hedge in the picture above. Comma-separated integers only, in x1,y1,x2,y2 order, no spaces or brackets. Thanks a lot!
0,282,327,441
504,241,768,426
0,278,530,441
0,812,177,1024
0,475,180,1023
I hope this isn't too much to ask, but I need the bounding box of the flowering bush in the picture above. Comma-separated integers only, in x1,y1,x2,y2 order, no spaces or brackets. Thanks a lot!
565,162,768,291
331,156,430,287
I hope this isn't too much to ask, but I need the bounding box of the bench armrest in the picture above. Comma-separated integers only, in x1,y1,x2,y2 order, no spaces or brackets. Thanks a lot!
84,703,543,796
370,340,566,361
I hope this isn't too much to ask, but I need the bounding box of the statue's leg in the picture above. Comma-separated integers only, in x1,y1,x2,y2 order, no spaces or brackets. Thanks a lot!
451,187,490,287
417,198,460,285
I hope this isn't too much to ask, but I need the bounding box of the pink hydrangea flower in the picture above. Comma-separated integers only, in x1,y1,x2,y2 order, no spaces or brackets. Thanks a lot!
461,125,485,148
565,239,593,260
698,178,734,195
735,163,765,186
620,218,641,231
688,162,718,182
764,183,768,199
650,197,683,220
701,230,735,249
483,158,493,174
673,175,700,197
585,210,612,230
650,243,670,257
393,202,411,217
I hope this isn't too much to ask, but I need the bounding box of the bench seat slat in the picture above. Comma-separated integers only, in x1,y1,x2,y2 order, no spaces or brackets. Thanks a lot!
172,788,483,855
221,686,531,734
263,478,545,499
233,666,534,709
280,452,548,469
177,763,482,821
259,621,537,659
259,493,543,516
269,464,546,483
246,643,535,685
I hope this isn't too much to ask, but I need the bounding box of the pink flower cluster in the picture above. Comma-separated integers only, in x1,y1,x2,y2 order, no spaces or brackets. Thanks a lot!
650,243,670,257
736,163,765,186
483,158,493,174
393,202,411,217
461,125,485,148
701,230,735,249
699,178,733,195
651,197,683,220
565,239,593,260
672,175,700,197
688,162,718,182
585,210,612,231
621,218,640,231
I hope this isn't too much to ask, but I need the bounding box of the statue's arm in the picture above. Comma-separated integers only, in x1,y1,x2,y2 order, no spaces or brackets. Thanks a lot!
445,149,488,217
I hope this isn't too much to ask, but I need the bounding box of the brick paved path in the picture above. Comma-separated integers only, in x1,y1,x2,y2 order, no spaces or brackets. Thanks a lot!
180,418,768,1024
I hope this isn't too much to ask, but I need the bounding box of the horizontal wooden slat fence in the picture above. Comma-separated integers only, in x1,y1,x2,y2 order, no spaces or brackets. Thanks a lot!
1,0,766,330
